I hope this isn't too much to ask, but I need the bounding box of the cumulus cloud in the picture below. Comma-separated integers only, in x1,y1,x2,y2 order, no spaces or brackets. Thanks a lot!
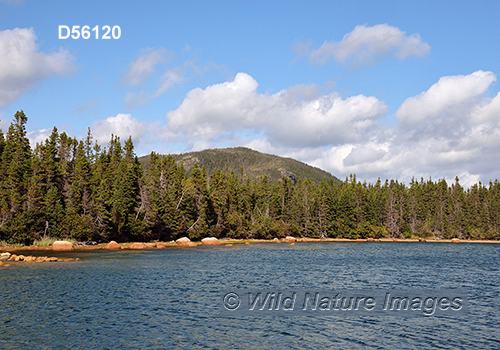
72,70,500,187
299,24,430,67
396,70,496,124
307,70,500,186
166,72,387,147
27,128,52,147
163,70,500,187
0,28,75,108
92,113,148,146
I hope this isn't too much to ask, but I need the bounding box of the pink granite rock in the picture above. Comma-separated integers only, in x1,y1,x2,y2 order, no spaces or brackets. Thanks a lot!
129,242,147,249
105,241,121,250
52,241,75,251
201,237,220,245
176,237,197,247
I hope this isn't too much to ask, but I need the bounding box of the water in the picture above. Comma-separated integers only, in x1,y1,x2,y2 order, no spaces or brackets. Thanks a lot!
1,242,499,349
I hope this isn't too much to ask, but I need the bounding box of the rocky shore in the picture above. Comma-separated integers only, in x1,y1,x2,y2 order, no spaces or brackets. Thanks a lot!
0,252,79,266
1,236,499,267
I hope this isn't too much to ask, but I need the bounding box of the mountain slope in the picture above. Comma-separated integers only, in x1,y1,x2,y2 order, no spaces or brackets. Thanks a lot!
139,147,340,184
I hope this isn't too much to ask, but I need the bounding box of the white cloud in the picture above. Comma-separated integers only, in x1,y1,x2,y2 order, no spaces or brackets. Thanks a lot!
27,128,52,147
162,70,500,187
303,24,430,66
471,91,500,123
64,70,500,188
122,48,166,87
89,113,183,156
307,70,500,185
92,113,148,145
124,69,183,109
166,72,387,147
343,145,387,166
0,28,75,108
396,70,496,124
122,48,186,109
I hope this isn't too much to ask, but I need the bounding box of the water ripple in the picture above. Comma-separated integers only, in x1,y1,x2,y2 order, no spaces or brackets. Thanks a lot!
0,243,499,349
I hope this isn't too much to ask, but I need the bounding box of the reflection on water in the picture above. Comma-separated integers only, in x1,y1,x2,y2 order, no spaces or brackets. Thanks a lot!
1,243,499,349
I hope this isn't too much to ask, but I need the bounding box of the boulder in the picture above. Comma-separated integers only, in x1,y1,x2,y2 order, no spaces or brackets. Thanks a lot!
176,237,197,247
0,252,11,260
0,261,3,266
289,243,295,246
201,237,220,245
52,241,75,251
283,236,296,243
156,244,166,249
129,242,147,249
272,238,281,243
452,238,462,243
8,254,17,261
105,241,121,250
225,244,233,247
392,238,398,242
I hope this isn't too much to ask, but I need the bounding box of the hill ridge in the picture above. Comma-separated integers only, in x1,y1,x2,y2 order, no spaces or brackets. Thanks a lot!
139,147,340,184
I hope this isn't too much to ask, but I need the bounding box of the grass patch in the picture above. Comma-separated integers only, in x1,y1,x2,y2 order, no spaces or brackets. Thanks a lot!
0,240,23,247
33,237,77,246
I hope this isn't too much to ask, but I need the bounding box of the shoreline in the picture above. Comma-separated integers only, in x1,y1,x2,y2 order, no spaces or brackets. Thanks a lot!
1,237,500,254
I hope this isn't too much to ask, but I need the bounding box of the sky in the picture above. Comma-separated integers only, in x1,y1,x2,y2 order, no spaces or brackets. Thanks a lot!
1,0,500,187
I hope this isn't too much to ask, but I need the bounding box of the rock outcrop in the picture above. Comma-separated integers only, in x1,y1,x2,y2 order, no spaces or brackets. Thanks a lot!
105,241,121,250
3,254,79,263
176,237,197,247
129,242,147,249
52,241,75,251
201,237,220,245
0,252,11,260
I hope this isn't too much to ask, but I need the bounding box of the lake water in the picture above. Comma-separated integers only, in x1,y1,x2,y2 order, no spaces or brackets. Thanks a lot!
1,242,499,349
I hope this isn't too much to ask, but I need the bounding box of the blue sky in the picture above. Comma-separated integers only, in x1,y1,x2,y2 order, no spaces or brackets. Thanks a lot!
1,0,500,186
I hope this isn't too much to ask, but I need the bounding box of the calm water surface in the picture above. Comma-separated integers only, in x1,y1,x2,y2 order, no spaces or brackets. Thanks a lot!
1,242,499,349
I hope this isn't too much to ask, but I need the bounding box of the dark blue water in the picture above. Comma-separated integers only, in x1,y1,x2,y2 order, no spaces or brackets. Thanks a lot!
1,242,499,349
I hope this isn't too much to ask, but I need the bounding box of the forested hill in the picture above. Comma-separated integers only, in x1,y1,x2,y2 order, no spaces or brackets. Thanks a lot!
139,147,341,185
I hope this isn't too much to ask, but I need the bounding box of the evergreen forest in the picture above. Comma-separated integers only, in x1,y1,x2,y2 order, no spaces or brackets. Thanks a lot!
1,111,500,245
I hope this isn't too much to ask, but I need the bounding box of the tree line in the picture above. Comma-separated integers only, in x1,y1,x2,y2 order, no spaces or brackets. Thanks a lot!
1,111,499,245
